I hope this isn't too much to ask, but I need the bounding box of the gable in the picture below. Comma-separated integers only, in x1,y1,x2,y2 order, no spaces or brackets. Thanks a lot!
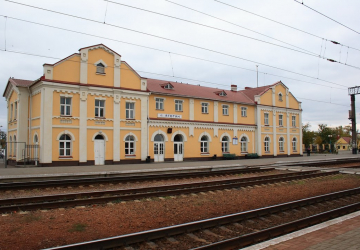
52,54,81,83
120,62,142,90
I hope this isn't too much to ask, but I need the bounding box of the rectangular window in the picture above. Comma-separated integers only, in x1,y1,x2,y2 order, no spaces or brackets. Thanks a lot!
175,100,183,112
264,113,269,125
279,114,283,126
292,116,296,127
241,107,247,117
60,97,72,116
222,105,229,115
10,103,13,121
14,102,17,120
202,103,208,114
126,102,135,119
155,98,164,110
95,100,105,117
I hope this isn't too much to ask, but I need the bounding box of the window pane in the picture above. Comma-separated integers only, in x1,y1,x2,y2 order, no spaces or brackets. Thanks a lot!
95,108,99,117
60,142,64,148
66,149,70,156
100,100,105,107
66,142,70,148
66,106,70,115
60,149,64,156
61,106,65,115
60,97,65,104
95,100,99,106
100,109,104,117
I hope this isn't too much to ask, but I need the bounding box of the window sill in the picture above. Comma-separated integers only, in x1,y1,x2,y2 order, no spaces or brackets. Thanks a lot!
202,113,209,114
175,110,183,112
279,151,285,153
94,117,106,119
156,109,164,111
126,118,135,120
223,114,229,116
125,154,136,158
201,153,210,155
60,115,72,117
293,151,298,153
241,152,248,154
264,124,269,126
241,116,247,117
96,72,106,76
265,151,271,154
222,152,230,154
59,156,73,159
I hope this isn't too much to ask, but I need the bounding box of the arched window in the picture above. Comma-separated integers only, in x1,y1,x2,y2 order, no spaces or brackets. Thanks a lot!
9,136,12,156
264,137,270,152
96,63,105,74
174,134,183,142
292,137,297,151
278,93,283,101
59,134,71,156
241,137,248,152
279,137,284,152
95,134,104,140
154,134,164,142
201,135,209,153
34,134,38,144
13,135,16,156
221,136,229,153
125,135,135,155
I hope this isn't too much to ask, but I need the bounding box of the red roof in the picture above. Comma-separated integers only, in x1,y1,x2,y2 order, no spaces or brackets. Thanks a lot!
341,137,351,144
146,78,279,104
9,78,34,87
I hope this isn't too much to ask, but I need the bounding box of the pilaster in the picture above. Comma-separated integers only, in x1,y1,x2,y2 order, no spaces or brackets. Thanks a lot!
189,99,194,120
113,93,121,161
16,88,29,161
233,104,237,123
273,111,277,156
299,110,303,155
79,88,88,163
214,101,218,122
114,54,121,87
287,112,290,155
256,106,262,156
40,87,53,163
79,49,89,84
140,96,149,161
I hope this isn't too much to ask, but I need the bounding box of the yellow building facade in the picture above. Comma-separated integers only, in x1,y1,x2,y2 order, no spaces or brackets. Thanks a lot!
3,44,303,166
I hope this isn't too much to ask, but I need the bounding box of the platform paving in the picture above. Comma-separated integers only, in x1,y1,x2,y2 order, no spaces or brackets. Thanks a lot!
245,211,360,250
0,152,359,179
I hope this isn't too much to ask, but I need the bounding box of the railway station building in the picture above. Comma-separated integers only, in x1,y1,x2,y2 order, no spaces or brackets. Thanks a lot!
3,44,303,166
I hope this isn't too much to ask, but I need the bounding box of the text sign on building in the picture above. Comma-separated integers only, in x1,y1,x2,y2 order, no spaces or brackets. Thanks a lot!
158,114,182,119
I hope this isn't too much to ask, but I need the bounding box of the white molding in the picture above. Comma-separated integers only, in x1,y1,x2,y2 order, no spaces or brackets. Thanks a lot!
120,127,142,131
239,133,250,142
56,130,76,141
120,119,141,123
31,126,40,130
198,131,212,142
151,130,169,142
219,132,231,142
171,130,188,142
94,59,108,68
53,116,80,120
87,117,114,121
123,132,139,141
91,131,109,141
214,101,218,122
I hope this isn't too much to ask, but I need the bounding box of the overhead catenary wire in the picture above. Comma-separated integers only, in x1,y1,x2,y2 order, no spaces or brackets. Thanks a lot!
214,0,360,53
1,1,356,87
108,0,317,55
0,48,349,108
293,0,360,35
0,14,348,90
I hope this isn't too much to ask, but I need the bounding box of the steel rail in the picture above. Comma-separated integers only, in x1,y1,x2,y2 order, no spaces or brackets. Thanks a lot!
0,171,338,213
0,167,271,190
44,187,360,250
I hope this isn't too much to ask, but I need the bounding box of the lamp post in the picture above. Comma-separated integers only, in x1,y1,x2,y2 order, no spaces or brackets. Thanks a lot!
328,135,333,153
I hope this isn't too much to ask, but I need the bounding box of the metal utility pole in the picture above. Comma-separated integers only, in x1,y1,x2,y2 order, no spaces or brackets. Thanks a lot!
348,86,359,154
256,65,258,87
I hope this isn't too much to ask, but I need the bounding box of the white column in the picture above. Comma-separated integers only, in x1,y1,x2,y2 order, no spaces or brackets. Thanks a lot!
114,55,121,87
299,109,303,155
140,96,149,161
113,93,121,162
287,112,290,155
256,106,262,156
79,49,88,84
273,111,277,156
233,104,237,124
79,89,88,163
16,88,29,161
40,87,53,163
214,101,218,122
189,99,194,120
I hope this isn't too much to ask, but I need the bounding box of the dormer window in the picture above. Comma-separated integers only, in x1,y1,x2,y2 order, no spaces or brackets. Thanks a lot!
96,63,105,74
215,90,227,97
163,83,174,89
278,93,283,101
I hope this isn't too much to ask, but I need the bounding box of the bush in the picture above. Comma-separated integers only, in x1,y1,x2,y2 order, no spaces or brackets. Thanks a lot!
245,153,259,159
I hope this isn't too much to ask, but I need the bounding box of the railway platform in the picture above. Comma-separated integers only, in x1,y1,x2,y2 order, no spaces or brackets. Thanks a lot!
0,152,359,180
246,210,360,250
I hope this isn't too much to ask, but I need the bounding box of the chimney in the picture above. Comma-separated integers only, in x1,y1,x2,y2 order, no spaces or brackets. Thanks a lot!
245,87,252,90
231,84,237,91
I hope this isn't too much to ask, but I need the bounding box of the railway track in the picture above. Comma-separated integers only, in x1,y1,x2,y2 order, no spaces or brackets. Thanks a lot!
0,166,272,191
45,187,360,250
0,170,338,213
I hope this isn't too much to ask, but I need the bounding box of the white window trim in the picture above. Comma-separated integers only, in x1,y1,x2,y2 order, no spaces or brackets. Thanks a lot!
198,132,212,142
201,102,209,114
126,102,135,119
174,99,184,112
124,134,136,156
155,98,165,110
151,130,169,142
278,92,283,101
264,112,269,125
264,136,271,153
91,131,109,141
60,96,72,116
222,105,229,116
292,115,296,127
292,137,298,151
279,137,285,152
279,114,283,126
95,99,105,118
221,136,230,153
94,59,108,68
241,107,247,117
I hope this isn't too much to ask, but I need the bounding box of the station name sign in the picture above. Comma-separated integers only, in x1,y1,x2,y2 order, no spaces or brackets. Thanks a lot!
158,114,182,119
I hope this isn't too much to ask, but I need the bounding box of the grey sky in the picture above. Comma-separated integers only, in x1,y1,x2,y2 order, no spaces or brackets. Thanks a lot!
1,0,359,133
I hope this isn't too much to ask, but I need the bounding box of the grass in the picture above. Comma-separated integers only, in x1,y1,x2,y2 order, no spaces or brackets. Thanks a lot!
68,223,87,232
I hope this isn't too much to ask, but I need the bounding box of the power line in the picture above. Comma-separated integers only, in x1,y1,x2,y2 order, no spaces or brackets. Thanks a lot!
215,0,360,52
106,0,317,56
293,0,360,35
0,15,347,90
165,0,314,54
1,2,355,88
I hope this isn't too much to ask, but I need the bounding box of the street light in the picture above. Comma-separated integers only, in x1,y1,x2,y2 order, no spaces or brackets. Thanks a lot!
328,135,333,153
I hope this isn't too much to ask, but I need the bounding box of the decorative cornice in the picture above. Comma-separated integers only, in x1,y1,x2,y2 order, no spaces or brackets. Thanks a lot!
148,120,256,131
53,116,80,120
87,117,114,122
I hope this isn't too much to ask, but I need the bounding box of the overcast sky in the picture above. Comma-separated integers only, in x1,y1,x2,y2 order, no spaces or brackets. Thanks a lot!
1,0,360,133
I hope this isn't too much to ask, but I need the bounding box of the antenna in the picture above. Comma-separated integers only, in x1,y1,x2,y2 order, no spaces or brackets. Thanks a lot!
256,65,258,87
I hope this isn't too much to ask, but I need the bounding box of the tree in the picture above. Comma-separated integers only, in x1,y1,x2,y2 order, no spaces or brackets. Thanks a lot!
317,124,336,144
302,123,315,147
0,131,6,149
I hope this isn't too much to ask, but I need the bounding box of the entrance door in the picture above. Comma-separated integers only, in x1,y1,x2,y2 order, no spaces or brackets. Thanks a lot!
154,134,164,162
173,134,184,161
94,134,105,165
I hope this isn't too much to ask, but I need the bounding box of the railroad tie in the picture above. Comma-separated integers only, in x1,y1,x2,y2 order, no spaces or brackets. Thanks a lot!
219,226,233,233
233,223,244,230
203,229,222,238
187,233,209,243
259,217,271,223
146,241,158,249
166,237,179,244
124,246,135,250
